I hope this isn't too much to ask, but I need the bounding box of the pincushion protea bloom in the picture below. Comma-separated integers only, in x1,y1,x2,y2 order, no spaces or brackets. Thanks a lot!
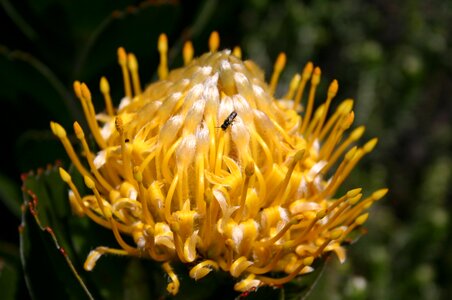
51,31,387,295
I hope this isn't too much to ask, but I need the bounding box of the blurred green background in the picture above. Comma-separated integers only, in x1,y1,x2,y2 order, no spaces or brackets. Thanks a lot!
1,0,451,299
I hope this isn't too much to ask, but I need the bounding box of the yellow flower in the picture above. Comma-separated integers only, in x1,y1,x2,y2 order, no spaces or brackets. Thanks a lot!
51,32,387,295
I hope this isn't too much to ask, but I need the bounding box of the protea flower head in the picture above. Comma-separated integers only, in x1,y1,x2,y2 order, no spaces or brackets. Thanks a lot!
51,31,387,295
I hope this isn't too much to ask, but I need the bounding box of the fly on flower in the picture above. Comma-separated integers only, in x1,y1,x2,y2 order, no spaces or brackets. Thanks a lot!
51,31,386,296
219,111,238,131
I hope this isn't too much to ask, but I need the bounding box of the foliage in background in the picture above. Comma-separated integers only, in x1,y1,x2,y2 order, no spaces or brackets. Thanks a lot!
0,0,451,299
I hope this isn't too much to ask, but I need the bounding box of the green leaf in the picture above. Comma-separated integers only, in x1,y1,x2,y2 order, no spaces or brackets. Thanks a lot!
20,166,94,300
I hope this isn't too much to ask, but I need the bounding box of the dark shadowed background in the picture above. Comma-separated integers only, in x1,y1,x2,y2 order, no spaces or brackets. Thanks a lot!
0,0,451,299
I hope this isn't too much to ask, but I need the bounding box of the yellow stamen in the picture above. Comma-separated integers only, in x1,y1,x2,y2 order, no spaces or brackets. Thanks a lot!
73,82,106,149
313,79,339,137
293,61,314,110
183,41,194,65
340,213,369,240
322,126,365,172
209,31,220,52
115,116,134,183
84,246,132,271
324,194,362,230
85,175,139,254
336,189,387,226
300,66,321,133
117,47,132,99
235,162,255,221
319,99,353,141
286,209,326,247
109,216,139,254
164,173,178,222
313,228,344,257
269,52,286,95
127,53,142,96
230,256,253,277
172,230,187,263
247,249,283,274
257,256,314,285
73,122,113,192
51,122,91,179
326,139,378,196
83,175,106,213
133,167,154,226
81,83,107,148
325,188,362,215
318,146,358,198
304,103,322,135
258,219,297,246
319,112,354,159
232,46,242,59
253,165,267,202
138,149,157,175
189,260,219,280
284,73,301,100
268,149,305,206
195,153,206,215
201,189,214,249
251,130,274,171
162,262,180,295
214,131,226,174
59,168,112,230
158,33,168,80
100,76,115,116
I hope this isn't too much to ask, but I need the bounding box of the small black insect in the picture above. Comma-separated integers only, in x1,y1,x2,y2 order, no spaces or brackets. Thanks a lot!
220,111,237,131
